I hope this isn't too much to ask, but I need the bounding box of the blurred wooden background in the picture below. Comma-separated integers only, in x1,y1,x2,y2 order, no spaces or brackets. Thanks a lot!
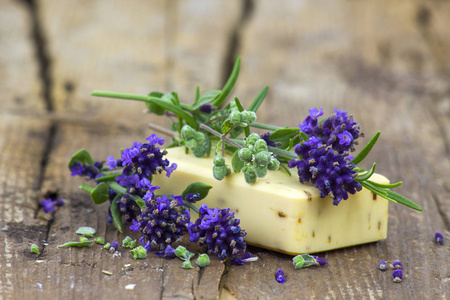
0,0,449,299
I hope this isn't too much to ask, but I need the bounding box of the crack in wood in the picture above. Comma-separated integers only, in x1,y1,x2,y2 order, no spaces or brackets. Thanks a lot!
431,192,450,231
221,0,254,87
20,0,54,112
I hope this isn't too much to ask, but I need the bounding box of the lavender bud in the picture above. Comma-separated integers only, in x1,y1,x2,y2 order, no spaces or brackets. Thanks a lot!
435,232,444,245
378,261,387,271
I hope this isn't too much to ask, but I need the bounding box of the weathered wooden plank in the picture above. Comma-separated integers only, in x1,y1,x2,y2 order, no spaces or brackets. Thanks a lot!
0,116,53,299
226,0,450,298
38,0,240,125
0,0,44,114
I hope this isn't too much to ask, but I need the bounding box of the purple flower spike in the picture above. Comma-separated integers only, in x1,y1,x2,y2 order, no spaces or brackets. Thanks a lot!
435,232,444,245
188,204,247,259
392,269,403,283
275,269,286,283
378,261,387,271
106,156,117,169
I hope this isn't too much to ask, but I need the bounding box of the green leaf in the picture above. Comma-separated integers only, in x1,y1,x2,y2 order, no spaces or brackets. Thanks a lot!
269,127,300,149
356,163,376,181
130,246,147,259
150,97,199,130
58,240,93,248
122,236,136,249
31,244,40,255
368,181,403,189
212,56,240,107
95,173,121,182
194,86,200,104
181,182,213,201
351,132,380,165
234,97,245,112
80,183,94,193
68,149,94,168
192,90,221,110
386,190,422,211
231,150,245,173
90,182,110,205
221,120,234,135
76,226,96,238
107,181,145,209
361,180,389,198
248,86,268,112
110,193,123,233
95,237,105,245
145,92,166,115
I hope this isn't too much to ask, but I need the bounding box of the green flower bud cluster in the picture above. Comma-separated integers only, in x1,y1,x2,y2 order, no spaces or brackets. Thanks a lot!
213,154,231,180
237,133,280,184
181,125,211,157
229,109,257,127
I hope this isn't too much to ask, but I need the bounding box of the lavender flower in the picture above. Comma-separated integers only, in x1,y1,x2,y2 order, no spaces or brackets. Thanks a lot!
435,232,444,245
275,269,286,283
378,261,387,271
109,241,119,252
131,193,190,251
40,198,65,213
392,260,402,269
392,269,403,283
299,107,362,153
107,134,176,223
70,161,104,179
188,204,246,259
231,252,258,265
288,139,362,205
185,193,200,203
312,255,328,266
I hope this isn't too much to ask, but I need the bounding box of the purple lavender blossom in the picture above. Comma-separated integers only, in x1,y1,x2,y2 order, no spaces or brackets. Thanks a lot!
188,204,246,259
231,252,258,265
378,261,387,271
312,255,328,266
69,161,104,179
155,245,176,259
131,193,190,251
109,241,119,252
392,269,403,283
275,269,286,283
392,260,402,269
199,104,212,114
435,232,444,245
40,198,65,213
185,193,200,203
299,107,361,154
107,134,176,223
288,140,362,205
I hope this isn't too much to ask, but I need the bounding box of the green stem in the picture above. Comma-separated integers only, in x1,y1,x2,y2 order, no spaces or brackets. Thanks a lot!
107,181,146,209
80,183,94,193
268,146,297,161
199,124,242,149
250,123,284,131
91,91,192,111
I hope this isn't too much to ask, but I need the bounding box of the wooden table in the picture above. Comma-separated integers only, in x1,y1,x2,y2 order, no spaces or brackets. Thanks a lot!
1,0,449,299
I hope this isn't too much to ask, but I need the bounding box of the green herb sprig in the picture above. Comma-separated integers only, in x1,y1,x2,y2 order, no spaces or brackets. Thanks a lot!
89,57,421,212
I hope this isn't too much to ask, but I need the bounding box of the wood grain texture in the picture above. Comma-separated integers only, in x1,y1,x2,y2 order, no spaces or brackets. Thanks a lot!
1,0,449,299
0,0,44,115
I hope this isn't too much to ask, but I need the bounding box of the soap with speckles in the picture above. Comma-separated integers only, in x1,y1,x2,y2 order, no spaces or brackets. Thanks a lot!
152,147,389,255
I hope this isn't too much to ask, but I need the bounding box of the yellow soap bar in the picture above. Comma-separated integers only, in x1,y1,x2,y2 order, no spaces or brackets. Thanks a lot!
152,147,389,255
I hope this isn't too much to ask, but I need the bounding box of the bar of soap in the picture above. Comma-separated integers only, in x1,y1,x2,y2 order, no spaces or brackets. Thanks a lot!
153,147,389,255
